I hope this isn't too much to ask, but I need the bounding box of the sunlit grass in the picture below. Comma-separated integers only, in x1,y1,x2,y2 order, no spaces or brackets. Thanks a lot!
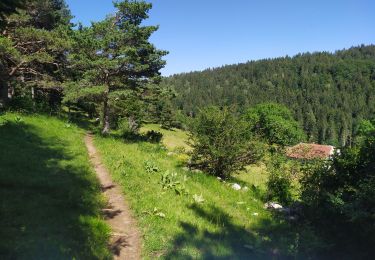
94,128,300,258
140,124,191,151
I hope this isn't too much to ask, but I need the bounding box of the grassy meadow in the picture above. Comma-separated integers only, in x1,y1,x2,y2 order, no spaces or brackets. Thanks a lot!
0,113,317,259
95,125,309,259
0,113,110,259
140,124,191,151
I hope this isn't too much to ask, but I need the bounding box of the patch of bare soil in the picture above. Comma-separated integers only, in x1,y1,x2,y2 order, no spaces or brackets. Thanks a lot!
85,134,141,260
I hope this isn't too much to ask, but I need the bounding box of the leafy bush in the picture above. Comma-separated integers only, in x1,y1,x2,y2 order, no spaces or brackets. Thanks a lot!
189,106,263,179
266,154,296,204
355,119,375,144
243,103,306,146
145,130,163,143
300,130,375,257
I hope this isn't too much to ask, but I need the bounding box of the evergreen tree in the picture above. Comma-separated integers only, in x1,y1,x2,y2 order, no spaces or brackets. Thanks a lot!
163,45,375,145
64,0,167,134
0,0,72,108
0,0,24,27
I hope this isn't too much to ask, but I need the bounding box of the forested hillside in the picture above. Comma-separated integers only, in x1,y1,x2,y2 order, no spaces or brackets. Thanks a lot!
163,45,375,146
1,1,374,258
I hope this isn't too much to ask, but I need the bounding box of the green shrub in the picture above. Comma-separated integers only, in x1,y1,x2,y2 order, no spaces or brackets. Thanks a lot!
145,130,163,143
266,154,295,204
189,106,262,179
243,103,306,146
300,130,375,257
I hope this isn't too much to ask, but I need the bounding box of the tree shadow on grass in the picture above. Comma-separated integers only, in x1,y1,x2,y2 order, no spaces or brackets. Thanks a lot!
164,203,302,260
0,121,109,259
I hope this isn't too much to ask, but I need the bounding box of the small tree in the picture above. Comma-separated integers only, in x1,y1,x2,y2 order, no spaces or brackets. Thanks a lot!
243,103,306,146
189,106,262,179
266,153,300,204
156,87,177,129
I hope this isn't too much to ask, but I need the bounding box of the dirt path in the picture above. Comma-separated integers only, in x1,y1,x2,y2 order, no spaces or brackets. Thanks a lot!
84,134,141,260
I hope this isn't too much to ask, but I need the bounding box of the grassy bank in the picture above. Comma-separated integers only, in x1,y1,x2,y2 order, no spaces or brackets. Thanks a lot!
94,125,303,259
0,113,110,259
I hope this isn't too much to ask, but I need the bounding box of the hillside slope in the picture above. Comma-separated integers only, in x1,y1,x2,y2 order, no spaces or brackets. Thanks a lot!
163,45,375,146
94,125,316,259
0,113,110,259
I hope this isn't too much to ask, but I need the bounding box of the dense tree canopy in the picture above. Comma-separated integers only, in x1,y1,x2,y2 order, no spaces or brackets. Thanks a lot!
0,0,24,27
243,103,306,146
163,45,375,147
64,0,167,133
0,0,72,108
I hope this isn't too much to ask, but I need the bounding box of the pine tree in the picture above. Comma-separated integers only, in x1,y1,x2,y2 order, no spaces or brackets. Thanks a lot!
64,0,167,134
0,0,24,27
0,0,72,107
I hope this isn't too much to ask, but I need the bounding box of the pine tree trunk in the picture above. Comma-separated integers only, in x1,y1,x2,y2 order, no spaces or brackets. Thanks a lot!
102,90,110,134
0,80,9,108
128,116,139,133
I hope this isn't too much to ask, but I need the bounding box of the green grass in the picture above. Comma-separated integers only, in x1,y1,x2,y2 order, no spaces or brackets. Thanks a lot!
141,124,191,151
0,113,111,259
94,127,304,259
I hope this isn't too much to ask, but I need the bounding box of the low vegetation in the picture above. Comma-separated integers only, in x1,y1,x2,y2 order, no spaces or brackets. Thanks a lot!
94,124,325,259
0,113,110,259
0,0,373,259
140,124,190,151
189,106,263,179
301,125,375,258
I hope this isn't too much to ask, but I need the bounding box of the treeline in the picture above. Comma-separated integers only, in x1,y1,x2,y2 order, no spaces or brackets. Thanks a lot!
0,0,167,134
162,45,375,146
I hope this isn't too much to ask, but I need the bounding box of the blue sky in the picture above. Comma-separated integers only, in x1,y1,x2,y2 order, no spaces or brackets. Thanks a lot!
66,0,375,76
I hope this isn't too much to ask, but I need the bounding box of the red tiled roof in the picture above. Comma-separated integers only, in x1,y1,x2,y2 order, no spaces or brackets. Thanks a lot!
286,143,334,160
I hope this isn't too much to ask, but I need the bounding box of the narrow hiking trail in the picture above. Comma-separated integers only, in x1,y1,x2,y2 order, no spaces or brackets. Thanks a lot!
84,134,141,260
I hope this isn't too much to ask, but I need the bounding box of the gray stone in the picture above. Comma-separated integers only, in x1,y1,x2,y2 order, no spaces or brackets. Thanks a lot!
231,183,241,190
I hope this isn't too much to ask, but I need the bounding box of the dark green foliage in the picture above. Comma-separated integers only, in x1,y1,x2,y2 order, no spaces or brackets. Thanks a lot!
356,119,375,144
157,87,177,129
266,154,294,204
244,103,306,146
24,0,72,29
64,0,167,134
139,83,178,129
358,119,375,134
301,129,375,257
0,0,72,108
145,130,163,143
189,106,262,178
163,45,375,145
0,0,24,26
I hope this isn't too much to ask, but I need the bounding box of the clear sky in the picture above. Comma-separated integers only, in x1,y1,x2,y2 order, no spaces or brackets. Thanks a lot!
66,0,375,76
